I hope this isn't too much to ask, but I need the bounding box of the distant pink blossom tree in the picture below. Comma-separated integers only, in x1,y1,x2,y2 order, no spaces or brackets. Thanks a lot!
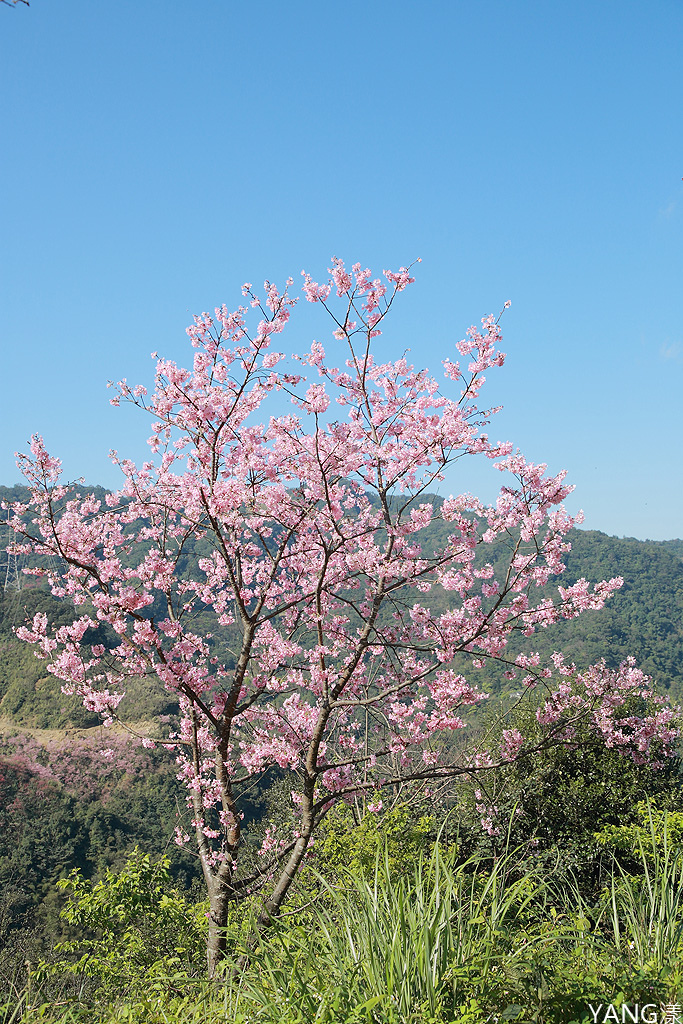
8,259,677,973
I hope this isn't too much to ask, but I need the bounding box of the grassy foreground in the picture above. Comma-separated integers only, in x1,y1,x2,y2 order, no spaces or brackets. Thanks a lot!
3,812,683,1024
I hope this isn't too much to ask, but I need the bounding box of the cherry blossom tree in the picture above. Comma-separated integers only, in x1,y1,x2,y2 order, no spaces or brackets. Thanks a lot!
8,259,678,974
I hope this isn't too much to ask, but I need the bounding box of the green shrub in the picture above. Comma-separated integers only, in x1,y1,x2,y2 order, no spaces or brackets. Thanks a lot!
34,849,207,999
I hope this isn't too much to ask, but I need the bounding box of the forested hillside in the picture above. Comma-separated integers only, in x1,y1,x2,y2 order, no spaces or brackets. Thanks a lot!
462,527,683,700
1,479,682,985
2,481,682,723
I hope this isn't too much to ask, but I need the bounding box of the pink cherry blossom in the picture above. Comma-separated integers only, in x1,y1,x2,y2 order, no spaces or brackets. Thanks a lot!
9,258,677,974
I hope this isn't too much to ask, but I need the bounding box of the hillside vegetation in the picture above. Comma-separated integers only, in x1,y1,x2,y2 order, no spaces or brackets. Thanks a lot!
1,481,682,1020
3,480,682,725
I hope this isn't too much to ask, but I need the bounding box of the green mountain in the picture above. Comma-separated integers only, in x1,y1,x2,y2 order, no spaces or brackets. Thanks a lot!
0,481,681,963
1,481,682,722
465,527,683,699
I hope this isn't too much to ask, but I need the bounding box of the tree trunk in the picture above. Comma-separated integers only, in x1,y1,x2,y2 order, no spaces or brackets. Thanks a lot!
229,833,313,977
207,882,232,978
256,834,311,930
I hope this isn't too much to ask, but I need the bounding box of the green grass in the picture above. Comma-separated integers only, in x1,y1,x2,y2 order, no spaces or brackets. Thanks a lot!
5,817,683,1024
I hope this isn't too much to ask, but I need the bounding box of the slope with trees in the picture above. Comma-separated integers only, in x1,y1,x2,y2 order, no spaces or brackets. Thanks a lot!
5,260,679,975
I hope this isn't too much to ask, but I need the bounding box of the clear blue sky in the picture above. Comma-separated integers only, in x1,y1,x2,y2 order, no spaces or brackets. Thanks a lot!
1,0,681,540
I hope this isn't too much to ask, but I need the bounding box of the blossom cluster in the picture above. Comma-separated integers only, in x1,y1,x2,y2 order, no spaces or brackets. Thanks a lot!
8,258,677,898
